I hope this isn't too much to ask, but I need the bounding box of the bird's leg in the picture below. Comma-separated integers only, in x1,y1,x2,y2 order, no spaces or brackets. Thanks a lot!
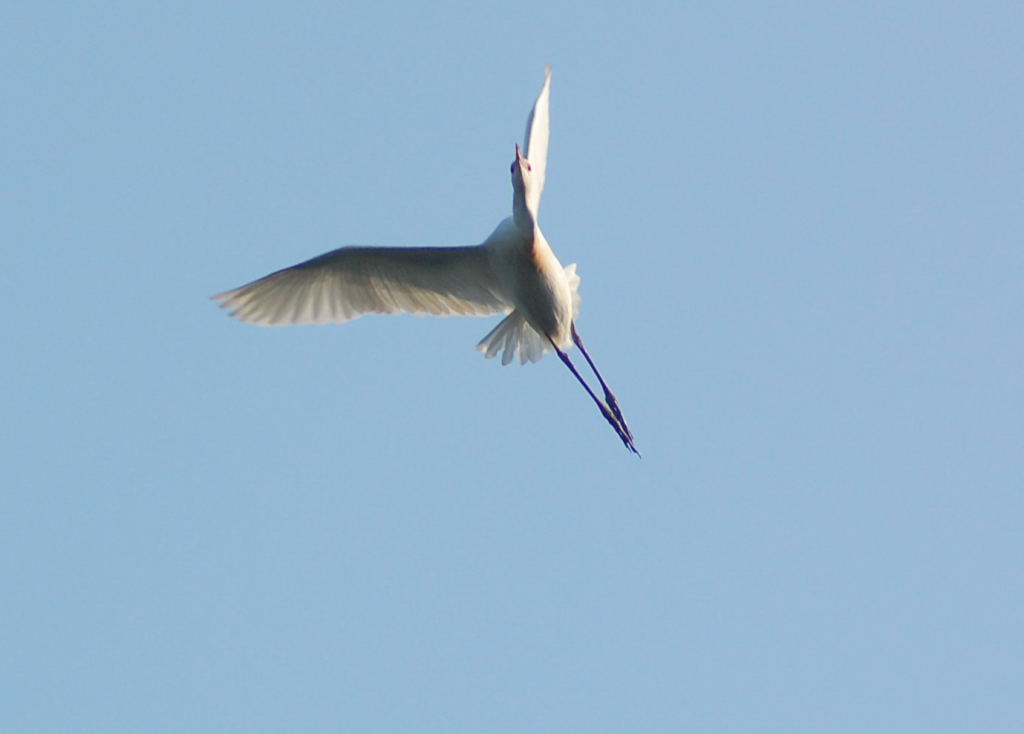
549,338,639,455
570,324,635,444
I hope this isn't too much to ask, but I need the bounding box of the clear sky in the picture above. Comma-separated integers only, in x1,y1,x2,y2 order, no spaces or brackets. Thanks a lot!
4,1,1021,731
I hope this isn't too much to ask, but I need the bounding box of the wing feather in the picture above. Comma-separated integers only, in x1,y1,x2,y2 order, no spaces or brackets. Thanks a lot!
523,66,552,214
214,245,512,326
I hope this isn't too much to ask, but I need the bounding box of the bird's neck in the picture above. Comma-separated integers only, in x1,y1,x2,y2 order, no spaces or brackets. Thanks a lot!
512,188,537,236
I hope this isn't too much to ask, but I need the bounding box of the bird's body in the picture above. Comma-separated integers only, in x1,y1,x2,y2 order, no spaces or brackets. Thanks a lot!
215,68,637,453
496,231,574,350
484,145,576,357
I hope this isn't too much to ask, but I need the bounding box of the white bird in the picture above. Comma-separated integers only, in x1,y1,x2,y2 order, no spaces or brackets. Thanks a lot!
214,68,637,453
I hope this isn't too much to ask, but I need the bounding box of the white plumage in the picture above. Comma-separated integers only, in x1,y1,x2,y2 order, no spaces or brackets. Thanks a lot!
215,245,510,324
214,68,637,453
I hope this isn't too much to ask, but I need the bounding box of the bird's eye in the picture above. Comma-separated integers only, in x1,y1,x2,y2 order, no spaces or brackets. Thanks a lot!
510,162,516,173
526,162,532,172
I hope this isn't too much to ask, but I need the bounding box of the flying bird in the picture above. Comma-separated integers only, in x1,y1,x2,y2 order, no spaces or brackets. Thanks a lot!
214,68,637,453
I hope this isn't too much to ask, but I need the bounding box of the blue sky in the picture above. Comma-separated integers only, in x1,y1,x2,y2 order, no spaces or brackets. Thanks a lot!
4,1,1021,731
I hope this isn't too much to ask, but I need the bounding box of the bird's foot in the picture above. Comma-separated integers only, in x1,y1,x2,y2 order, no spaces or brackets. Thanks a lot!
599,401,640,456
603,390,635,445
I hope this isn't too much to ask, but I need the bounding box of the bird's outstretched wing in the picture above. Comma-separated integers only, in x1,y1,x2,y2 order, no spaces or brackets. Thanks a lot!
522,66,552,215
213,245,512,325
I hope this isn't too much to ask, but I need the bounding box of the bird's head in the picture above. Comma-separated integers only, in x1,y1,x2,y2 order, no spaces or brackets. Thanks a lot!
510,143,534,192
510,143,540,231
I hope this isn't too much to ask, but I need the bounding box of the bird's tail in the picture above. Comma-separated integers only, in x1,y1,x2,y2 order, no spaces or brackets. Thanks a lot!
475,263,581,365
476,310,548,365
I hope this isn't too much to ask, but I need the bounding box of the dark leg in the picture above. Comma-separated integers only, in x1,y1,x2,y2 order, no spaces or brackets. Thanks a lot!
550,337,639,455
570,324,635,444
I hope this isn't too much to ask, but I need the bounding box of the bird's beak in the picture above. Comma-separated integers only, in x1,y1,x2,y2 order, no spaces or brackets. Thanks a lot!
515,143,525,162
